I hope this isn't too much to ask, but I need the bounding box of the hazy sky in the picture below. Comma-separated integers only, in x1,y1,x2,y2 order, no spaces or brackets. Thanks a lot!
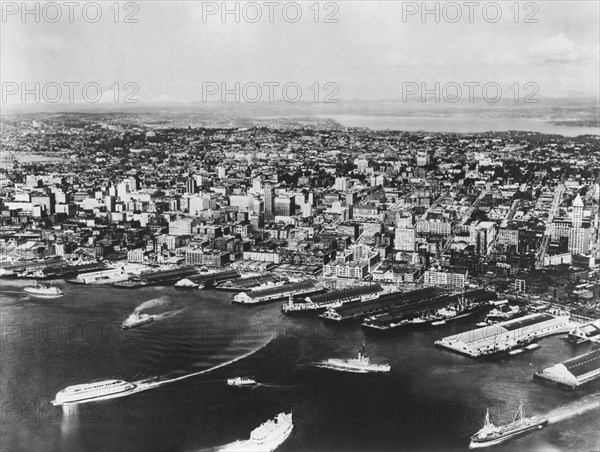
1,1,599,103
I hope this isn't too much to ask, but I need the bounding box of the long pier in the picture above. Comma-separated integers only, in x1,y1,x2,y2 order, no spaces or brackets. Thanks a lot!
319,287,439,322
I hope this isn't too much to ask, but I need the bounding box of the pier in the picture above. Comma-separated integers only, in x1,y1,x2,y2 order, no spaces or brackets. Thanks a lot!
435,313,574,358
319,287,439,322
534,349,600,389
232,280,319,305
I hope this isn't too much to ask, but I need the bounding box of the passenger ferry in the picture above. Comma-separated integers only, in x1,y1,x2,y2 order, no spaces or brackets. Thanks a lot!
52,379,137,406
219,411,293,451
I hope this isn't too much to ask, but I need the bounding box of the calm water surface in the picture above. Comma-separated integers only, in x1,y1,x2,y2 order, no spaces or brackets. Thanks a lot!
1,280,598,452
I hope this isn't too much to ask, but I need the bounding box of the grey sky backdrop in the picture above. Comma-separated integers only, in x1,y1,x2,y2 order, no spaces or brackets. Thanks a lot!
1,1,599,103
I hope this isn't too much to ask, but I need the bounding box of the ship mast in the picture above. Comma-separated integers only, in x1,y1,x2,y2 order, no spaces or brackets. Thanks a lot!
483,408,493,428
513,402,525,423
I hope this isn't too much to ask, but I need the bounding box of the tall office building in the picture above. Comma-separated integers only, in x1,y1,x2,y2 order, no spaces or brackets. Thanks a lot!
264,184,275,221
274,196,295,217
186,177,198,194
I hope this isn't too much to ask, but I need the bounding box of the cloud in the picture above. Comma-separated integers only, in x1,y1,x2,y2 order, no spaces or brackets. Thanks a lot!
374,51,443,68
482,34,598,67
482,53,525,66
528,33,599,64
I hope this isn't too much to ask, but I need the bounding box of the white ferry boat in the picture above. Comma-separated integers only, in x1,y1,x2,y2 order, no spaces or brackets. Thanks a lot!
227,377,257,387
23,282,64,298
219,412,293,452
317,344,391,373
51,379,137,406
122,312,156,330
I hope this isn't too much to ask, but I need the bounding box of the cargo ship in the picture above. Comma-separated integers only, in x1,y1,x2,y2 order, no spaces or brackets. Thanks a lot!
23,282,64,298
469,402,548,448
219,412,293,452
316,343,390,373
51,379,137,406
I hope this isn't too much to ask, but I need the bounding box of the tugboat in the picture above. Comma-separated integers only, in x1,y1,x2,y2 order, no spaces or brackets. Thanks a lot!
23,281,64,298
317,343,391,373
219,411,293,451
227,376,257,387
122,312,156,330
469,402,548,448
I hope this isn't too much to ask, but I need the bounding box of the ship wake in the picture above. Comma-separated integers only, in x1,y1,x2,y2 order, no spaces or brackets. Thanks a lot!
545,393,600,424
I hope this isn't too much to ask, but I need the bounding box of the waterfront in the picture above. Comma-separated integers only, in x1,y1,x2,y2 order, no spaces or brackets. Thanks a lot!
317,115,600,137
1,281,598,452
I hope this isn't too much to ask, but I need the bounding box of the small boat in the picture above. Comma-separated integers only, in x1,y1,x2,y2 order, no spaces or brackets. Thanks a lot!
525,343,540,351
431,320,446,326
23,281,64,298
227,377,257,387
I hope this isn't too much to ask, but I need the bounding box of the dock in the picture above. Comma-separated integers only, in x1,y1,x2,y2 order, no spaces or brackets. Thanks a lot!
534,348,600,389
113,266,199,288
319,287,439,322
232,280,319,305
362,289,497,331
435,313,574,358
282,284,383,314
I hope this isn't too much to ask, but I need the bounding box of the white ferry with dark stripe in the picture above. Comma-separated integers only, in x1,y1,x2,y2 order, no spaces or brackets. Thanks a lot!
51,379,137,406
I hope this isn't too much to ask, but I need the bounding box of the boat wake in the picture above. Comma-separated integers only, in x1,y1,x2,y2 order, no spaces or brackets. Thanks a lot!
151,338,272,387
152,307,188,322
545,393,600,424
54,338,273,406
133,296,172,315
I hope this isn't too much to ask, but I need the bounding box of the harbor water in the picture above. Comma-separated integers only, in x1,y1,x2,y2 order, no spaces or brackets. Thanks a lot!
1,280,598,452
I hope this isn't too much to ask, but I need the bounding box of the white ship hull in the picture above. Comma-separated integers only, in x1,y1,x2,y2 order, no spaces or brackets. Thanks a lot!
219,417,293,452
23,288,64,298
317,359,390,373
469,422,546,448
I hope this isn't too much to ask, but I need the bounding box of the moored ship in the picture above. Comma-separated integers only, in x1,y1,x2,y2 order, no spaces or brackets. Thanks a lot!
51,379,137,406
469,402,548,448
219,411,293,452
174,278,204,289
363,293,488,331
316,343,390,373
484,305,522,323
23,282,64,298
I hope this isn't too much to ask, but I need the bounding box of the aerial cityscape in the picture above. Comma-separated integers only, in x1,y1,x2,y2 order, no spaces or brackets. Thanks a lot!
1,2,599,452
